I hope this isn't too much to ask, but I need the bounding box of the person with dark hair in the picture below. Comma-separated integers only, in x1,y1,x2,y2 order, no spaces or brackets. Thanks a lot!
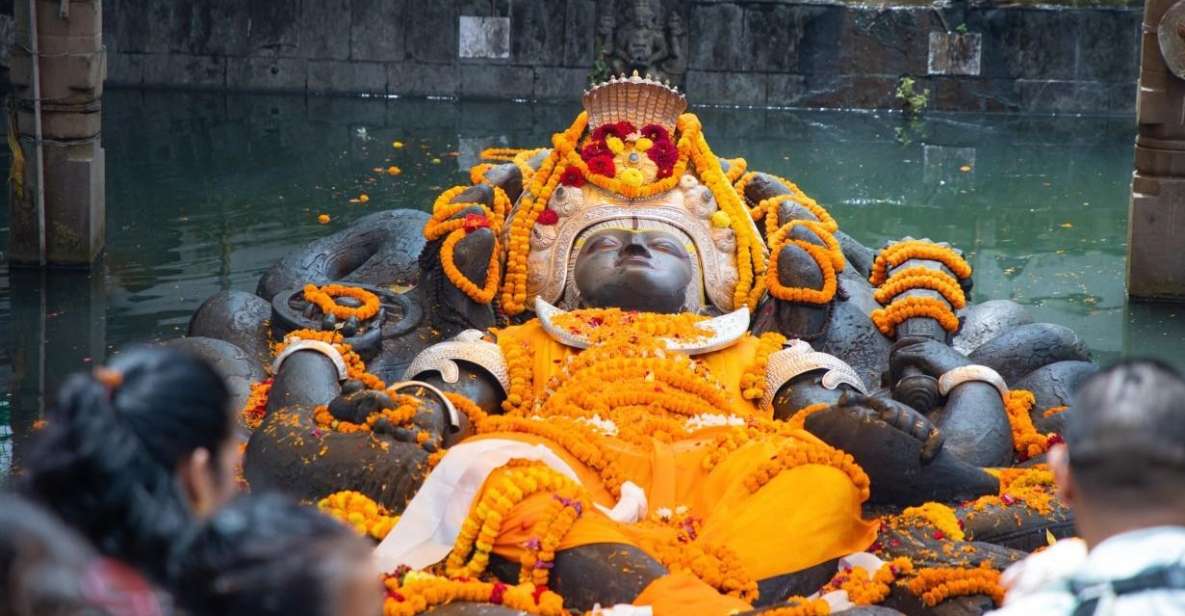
171,493,382,616
0,492,168,616
991,359,1185,615
21,346,241,585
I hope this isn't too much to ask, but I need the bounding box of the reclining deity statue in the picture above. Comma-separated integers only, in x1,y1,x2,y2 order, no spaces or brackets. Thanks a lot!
184,74,1095,615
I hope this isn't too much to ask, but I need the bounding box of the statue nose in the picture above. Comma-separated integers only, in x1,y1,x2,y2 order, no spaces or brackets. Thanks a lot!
622,236,650,256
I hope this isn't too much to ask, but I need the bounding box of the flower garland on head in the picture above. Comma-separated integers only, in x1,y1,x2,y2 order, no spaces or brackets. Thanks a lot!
869,240,972,287
318,490,399,540
303,284,381,321
905,562,1004,607
382,571,566,616
273,329,385,390
870,296,961,337
240,379,272,430
550,308,712,344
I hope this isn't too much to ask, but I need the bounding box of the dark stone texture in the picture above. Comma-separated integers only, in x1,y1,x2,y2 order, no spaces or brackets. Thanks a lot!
744,3,807,73
930,76,1021,113
142,53,226,89
350,0,407,62
1076,10,1139,82
298,0,351,60
247,0,301,56
307,59,386,95
767,73,806,107
534,66,589,100
460,64,534,99
837,6,933,76
388,62,460,97
970,8,1076,80
406,1,456,64
686,71,765,106
798,74,902,110
228,57,307,92
689,3,746,72
511,0,566,66
563,0,597,67
106,52,144,86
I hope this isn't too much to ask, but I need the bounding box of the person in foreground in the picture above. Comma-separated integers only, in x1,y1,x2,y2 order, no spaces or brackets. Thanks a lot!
990,359,1185,615
20,346,241,585
170,493,383,616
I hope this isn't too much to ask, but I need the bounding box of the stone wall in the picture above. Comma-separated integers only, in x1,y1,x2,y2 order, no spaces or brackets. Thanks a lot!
97,0,1141,114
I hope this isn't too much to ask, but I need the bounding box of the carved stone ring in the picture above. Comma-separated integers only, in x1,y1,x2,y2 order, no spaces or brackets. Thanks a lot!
271,339,348,381
763,343,868,410
403,329,510,394
389,380,462,430
937,364,1009,401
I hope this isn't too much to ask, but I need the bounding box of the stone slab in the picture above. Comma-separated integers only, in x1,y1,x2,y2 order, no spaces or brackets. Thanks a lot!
350,0,407,61
247,0,301,56
388,62,460,98
563,0,597,67
141,53,226,89
105,51,144,86
929,32,982,76
298,0,351,60
307,59,386,95
459,16,510,60
685,71,765,106
228,57,308,92
510,0,566,65
533,66,589,101
1129,178,1185,299
406,1,456,64
837,7,932,77
459,64,533,99
688,3,746,72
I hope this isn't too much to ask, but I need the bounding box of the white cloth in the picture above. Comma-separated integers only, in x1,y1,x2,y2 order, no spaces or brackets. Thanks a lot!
989,527,1185,616
373,439,648,572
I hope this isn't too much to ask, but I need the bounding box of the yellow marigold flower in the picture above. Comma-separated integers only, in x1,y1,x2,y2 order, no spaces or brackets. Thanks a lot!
431,158,442,164
618,168,644,187
317,214,330,224
359,193,370,203
606,136,626,154
635,137,654,152
387,165,402,176
392,140,405,149
710,210,732,228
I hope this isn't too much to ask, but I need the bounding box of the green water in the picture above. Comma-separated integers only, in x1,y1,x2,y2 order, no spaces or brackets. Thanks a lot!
1,90,1180,471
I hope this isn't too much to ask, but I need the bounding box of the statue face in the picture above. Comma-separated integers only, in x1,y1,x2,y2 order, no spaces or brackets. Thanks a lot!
573,228,693,314
627,30,653,63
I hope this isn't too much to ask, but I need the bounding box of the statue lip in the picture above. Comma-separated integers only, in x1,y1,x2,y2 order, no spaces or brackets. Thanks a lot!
616,255,653,268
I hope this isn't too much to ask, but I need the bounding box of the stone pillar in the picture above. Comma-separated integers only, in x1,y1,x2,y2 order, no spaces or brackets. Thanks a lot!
7,0,105,267
1129,0,1185,300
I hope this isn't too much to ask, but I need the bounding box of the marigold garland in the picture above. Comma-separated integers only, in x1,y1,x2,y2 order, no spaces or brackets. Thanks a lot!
312,393,420,435
870,296,961,337
872,266,967,309
869,240,972,287
480,147,529,162
1003,389,1060,462
1043,405,1068,417
905,563,1003,607
754,191,839,236
303,283,381,321
759,597,832,615
382,571,565,616
318,490,399,540
273,329,385,390
724,157,748,183
440,227,502,304
424,186,504,240
469,162,493,185
519,487,588,588
743,439,870,501
785,403,831,430
741,332,787,402
550,308,711,344
766,238,839,305
822,557,913,606
240,379,272,430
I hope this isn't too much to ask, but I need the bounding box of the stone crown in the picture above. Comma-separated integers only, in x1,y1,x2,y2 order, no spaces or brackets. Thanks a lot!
582,71,688,134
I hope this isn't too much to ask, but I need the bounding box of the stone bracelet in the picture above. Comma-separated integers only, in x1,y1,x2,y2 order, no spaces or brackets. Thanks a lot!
271,339,349,381
937,364,1009,401
389,380,462,431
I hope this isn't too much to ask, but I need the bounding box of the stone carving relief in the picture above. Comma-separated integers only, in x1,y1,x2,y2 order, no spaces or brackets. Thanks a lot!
592,0,688,87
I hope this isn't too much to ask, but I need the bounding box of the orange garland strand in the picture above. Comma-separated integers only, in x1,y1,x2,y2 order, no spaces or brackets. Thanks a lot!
905,563,1004,608
303,284,381,321
873,266,967,309
869,240,972,286
870,296,961,337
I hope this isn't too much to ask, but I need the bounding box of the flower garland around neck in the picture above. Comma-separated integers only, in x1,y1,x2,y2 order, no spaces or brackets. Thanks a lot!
312,392,421,435
423,185,510,304
549,308,712,344
382,570,566,616
870,296,961,337
273,329,385,390
519,487,589,588
869,240,972,287
500,111,766,315
1002,389,1062,462
303,283,381,321
446,461,582,579
741,331,787,403
905,562,1004,608
318,490,399,540
872,266,966,309
743,437,871,501
240,379,273,430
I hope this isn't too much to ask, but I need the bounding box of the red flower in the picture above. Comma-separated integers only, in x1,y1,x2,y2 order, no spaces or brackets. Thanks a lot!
647,139,678,171
591,121,636,141
490,582,507,604
536,208,559,225
932,530,945,540
581,141,610,160
587,155,616,177
532,585,549,604
560,166,586,187
463,213,490,232
1046,433,1064,446
1001,494,1016,506
641,124,670,141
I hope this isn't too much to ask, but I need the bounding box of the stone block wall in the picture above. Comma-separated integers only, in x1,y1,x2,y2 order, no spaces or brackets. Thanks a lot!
93,0,1140,114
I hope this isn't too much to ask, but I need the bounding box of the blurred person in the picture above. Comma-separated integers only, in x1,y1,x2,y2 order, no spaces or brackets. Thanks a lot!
991,359,1185,615
0,492,167,616
20,347,241,584
171,493,382,616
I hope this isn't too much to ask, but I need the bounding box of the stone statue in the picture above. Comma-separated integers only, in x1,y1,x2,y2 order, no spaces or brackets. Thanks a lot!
182,75,1094,615
595,0,687,87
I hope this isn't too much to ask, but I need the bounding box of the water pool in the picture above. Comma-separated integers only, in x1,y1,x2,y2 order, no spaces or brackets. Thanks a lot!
2,90,1180,472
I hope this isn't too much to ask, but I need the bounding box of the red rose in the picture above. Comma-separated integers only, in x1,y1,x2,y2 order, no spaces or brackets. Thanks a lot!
587,155,616,177
463,213,490,232
536,208,559,225
591,125,613,142
560,166,586,187
647,139,678,176
612,121,637,138
581,141,610,160
641,124,670,142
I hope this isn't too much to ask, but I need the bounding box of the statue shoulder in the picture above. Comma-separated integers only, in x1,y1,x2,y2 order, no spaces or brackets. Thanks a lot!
404,329,509,394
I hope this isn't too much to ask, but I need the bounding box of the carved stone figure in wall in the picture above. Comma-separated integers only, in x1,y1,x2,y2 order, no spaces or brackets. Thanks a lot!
595,0,688,87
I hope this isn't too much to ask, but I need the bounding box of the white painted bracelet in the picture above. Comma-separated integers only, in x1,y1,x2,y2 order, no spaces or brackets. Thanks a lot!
937,364,1009,401
388,380,462,430
271,339,348,381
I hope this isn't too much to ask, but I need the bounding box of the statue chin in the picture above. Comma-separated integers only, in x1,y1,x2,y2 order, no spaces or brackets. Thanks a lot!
579,269,687,314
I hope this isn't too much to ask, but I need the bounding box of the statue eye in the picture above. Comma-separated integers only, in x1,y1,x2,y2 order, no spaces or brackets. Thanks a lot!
650,239,682,254
589,236,621,251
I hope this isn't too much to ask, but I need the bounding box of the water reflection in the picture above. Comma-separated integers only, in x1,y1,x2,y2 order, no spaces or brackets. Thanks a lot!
1,91,1181,468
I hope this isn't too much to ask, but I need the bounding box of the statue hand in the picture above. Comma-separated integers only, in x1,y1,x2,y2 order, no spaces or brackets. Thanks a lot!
327,381,446,450
890,338,971,382
837,394,944,463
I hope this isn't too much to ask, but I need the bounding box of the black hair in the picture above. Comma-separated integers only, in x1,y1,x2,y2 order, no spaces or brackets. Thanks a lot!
1067,358,1185,505
170,493,372,616
20,346,233,585
0,493,104,616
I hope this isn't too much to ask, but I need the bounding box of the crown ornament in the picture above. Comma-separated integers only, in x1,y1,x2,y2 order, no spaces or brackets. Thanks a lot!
582,71,687,134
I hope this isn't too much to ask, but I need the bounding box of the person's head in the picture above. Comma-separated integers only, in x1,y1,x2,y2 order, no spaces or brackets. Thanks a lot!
0,493,165,616
21,346,239,583
171,493,381,616
1049,359,1185,545
573,227,696,314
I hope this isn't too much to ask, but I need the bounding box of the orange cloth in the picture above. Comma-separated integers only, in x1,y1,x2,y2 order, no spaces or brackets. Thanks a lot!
469,320,878,610
633,572,752,615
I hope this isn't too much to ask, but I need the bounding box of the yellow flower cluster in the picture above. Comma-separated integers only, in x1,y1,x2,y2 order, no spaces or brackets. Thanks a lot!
479,147,529,162
759,597,833,615
317,490,399,540
905,562,1003,607
823,557,913,605
724,157,748,183
901,502,966,542
469,162,493,185
303,283,381,321
383,571,565,616
1003,389,1057,461
446,461,581,579
741,332,788,402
